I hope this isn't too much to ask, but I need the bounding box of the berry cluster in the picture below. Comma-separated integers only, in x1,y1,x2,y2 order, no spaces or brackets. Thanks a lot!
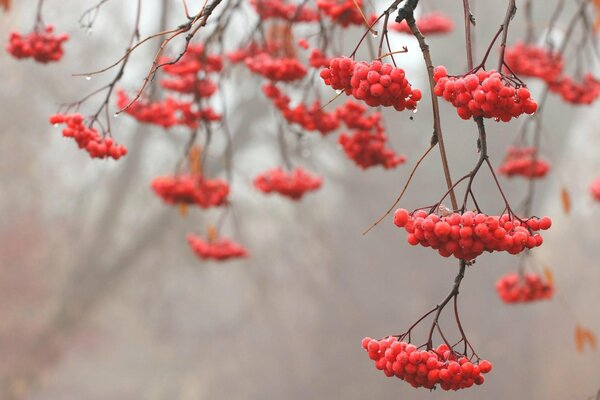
320,56,355,94
321,57,422,111
316,0,366,27
503,42,563,83
390,12,454,35
158,43,221,100
336,100,383,130
496,272,554,303
549,74,600,105
339,131,406,169
393,209,551,260
498,146,550,179
117,90,208,129
160,43,223,75
6,25,68,63
591,177,600,202
151,175,229,208
245,53,307,82
254,167,322,200
433,66,538,121
250,0,319,22
263,83,340,135
361,337,492,390
187,234,248,261
49,114,127,160
161,75,218,98
308,49,332,69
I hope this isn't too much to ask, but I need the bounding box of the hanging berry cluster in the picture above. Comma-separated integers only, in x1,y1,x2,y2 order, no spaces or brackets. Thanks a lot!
321,57,422,111
117,91,211,129
503,42,563,83
254,167,322,200
263,83,340,135
361,338,492,390
433,66,537,121
151,175,229,208
250,0,319,22
187,233,248,261
245,53,307,82
316,0,366,27
549,74,600,105
390,12,454,35
496,272,554,303
339,131,406,169
49,114,127,160
498,146,550,179
6,25,68,63
393,209,551,260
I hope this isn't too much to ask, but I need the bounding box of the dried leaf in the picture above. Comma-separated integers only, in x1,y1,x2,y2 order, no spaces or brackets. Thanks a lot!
207,225,218,243
543,267,554,286
178,203,188,217
0,0,10,11
575,325,597,353
561,187,571,215
188,145,202,177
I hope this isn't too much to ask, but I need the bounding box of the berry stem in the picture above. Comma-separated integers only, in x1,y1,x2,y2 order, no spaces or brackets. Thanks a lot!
497,0,517,72
363,142,436,235
462,0,475,70
426,260,467,349
405,14,459,210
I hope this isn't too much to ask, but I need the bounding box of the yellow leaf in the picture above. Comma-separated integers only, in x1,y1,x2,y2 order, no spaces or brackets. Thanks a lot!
207,225,218,243
575,325,597,353
561,187,571,215
543,267,554,286
178,203,188,217
188,145,202,177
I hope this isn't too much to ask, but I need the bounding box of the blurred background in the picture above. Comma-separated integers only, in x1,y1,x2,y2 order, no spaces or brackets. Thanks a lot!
0,0,599,399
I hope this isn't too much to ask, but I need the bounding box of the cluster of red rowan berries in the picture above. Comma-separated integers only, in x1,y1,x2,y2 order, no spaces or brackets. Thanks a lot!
250,0,319,22
503,42,563,83
308,49,332,69
6,25,68,63
119,43,222,128
263,83,340,135
496,272,554,303
390,12,454,35
187,234,248,261
321,57,422,111
117,90,208,129
316,0,366,27
336,100,382,130
161,76,218,98
339,131,406,169
245,53,307,82
393,208,551,260
361,337,492,390
591,177,600,202
49,114,127,160
254,167,322,200
157,44,221,99
334,101,405,168
549,74,600,105
151,175,229,208
160,43,223,75
433,66,538,121
498,146,550,179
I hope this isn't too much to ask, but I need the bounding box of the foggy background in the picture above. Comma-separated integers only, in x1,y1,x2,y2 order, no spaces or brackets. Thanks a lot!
0,0,599,399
